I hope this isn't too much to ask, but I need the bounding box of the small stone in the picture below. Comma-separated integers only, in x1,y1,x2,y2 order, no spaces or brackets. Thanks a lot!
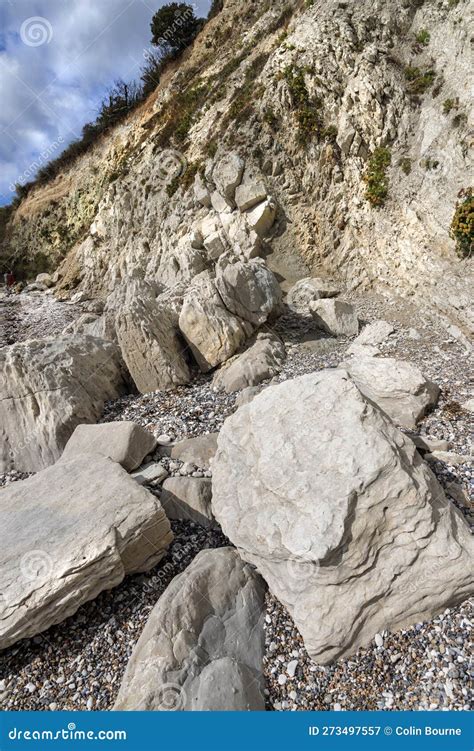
286,659,298,678
157,434,173,445
277,674,287,686
375,633,384,647
25,683,36,693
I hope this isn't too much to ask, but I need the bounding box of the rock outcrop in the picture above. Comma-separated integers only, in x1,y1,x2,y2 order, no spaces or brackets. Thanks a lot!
340,356,440,428
212,370,474,664
0,455,172,650
114,548,266,710
287,277,340,314
0,335,127,472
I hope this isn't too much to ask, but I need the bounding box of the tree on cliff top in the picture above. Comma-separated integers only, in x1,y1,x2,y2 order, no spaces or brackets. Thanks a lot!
150,3,202,57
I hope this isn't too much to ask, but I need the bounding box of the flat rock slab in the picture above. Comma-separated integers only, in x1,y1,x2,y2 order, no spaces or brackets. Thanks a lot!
0,455,173,651
212,370,474,664
158,434,218,470
114,547,266,711
0,335,127,473
340,356,440,429
60,421,157,471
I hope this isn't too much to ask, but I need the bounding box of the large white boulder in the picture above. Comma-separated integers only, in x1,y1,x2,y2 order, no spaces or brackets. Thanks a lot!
60,421,156,471
114,548,266,710
310,299,359,337
213,333,286,394
115,281,190,394
245,198,277,237
212,370,474,664
179,271,252,372
0,455,173,650
215,255,282,327
212,152,244,205
340,356,440,429
287,277,340,313
0,335,127,473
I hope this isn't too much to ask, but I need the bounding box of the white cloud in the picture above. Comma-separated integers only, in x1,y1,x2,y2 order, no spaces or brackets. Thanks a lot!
0,0,211,203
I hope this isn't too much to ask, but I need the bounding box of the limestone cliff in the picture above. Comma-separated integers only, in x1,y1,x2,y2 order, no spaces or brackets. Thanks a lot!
3,0,473,333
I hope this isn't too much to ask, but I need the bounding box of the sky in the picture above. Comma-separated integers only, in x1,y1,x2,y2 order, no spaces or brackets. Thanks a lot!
0,0,211,206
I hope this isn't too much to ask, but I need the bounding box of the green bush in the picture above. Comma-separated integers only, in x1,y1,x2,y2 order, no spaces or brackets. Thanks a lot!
404,66,436,96
399,157,412,175
282,65,323,144
363,147,392,207
150,3,202,56
415,29,430,46
443,98,456,114
450,187,473,258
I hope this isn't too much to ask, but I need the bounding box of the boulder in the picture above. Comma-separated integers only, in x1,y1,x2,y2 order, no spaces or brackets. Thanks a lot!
160,477,215,528
215,255,282,327
194,172,211,208
287,277,340,313
213,333,286,394
235,385,266,407
131,463,169,486
179,271,252,372
0,455,173,650
212,370,474,664
245,198,277,237
203,230,227,261
352,320,395,347
340,356,440,429
115,281,190,394
157,433,218,469
235,181,268,212
35,273,53,288
60,422,157,471
0,335,127,473
212,153,244,205
114,548,266,710
310,299,359,337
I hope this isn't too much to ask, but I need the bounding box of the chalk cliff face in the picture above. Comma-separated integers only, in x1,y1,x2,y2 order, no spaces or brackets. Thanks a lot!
4,0,473,333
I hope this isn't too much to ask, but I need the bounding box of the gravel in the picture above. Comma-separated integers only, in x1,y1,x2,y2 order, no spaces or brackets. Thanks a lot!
0,290,472,712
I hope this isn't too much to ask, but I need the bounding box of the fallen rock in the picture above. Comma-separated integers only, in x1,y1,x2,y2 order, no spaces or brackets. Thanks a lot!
114,548,266,710
212,370,474,664
352,320,395,347
0,335,127,473
245,198,277,237
131,463,169,486
340,356,440,429
235,181,268,212
35,273,53,288
179,271,252,372
212,152,244,206
411,435,451,454
425,451,474,466
310,299,359,337
0,455,173,650
215,255,282,327
60,421,156,471
235,385,266,407
213,333,286,394
287,277,340,313
160,477,215,528
115,281,190,394
158,433,218,469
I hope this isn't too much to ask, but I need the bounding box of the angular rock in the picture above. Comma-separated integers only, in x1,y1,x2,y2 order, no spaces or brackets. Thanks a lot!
60,421,157,471
340,356,440,429
0,455,173,650
131,463,169,486
114,548,266,710
0,335,127,473
161,477,215,528
212,370,474,664
235,181,268,212
310,299,359,337
213,333,286,394
203,230,227,261
115,280,190,394
215,255,282,327
194,172,211,208
235,385,266,408
245,198,277,237
287,277,340,313
36,273,53,288
179,271,252,372
212,152,244,205
352,320,395,347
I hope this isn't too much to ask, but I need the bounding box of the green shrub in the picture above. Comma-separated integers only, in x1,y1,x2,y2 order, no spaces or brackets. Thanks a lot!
443,98,456,114
450,188,473,258
415,29,430,46
263,107,279,130
399,157,412,175
150,3,202,56
404,66,436,96
281,65,323,144
363,147,391,207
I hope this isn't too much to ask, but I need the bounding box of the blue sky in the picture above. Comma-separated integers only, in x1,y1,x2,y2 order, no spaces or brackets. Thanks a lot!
0,0,211,205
